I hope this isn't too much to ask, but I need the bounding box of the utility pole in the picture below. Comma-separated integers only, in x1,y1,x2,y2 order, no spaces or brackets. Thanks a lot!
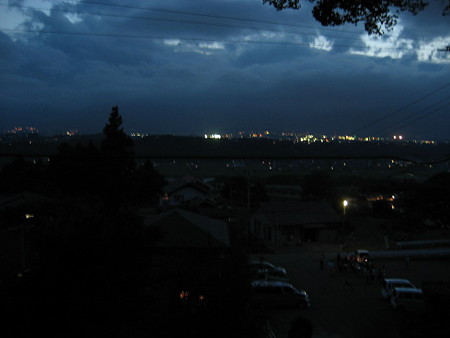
247,169,251,245
342,200,348,233
20,221,26,273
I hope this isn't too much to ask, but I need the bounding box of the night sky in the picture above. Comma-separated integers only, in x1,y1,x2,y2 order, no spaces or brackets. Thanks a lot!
1,0,449,140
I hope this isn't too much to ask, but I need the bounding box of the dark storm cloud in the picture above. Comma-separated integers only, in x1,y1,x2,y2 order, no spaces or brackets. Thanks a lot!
0,0,449,139
399,1,450,36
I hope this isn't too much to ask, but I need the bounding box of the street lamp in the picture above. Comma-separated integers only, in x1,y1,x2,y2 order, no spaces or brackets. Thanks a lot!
342,200,348,233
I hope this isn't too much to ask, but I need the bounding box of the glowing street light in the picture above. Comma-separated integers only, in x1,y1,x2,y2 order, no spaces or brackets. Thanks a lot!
342,200,348,233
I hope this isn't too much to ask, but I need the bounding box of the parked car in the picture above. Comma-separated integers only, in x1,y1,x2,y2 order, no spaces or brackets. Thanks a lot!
390,287,424,311
249,260,287,278
381,278,417,300
250,280,310,309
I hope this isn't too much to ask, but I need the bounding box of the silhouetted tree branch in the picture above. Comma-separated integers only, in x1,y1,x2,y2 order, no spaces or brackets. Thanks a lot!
264,0,447,35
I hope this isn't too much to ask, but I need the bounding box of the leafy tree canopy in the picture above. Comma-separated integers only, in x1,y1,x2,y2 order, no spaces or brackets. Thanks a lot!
264,0,449,35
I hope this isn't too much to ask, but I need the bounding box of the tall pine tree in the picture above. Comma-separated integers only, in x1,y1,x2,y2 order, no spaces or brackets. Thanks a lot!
100,106,135,209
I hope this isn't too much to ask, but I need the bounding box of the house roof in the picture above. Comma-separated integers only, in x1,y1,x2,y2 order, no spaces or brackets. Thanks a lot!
162,176,211,195
144,208,230,248
0,192,52,211
255,200,341,225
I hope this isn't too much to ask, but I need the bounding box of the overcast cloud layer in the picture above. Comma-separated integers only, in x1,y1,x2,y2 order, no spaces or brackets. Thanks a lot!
1,0,449,140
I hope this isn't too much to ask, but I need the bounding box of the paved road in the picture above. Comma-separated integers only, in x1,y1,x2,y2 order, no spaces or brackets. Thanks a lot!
249,251,450,338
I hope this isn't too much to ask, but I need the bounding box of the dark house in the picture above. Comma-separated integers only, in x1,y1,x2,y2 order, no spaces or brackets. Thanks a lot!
159,176,212,207
143,208,230,251
251,201,341,246
141,208,234,314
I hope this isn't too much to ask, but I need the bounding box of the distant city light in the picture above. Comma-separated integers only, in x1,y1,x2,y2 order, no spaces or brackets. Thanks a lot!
205,134,221,139
6,126,39,134
65,130,78,136
0,127,440,145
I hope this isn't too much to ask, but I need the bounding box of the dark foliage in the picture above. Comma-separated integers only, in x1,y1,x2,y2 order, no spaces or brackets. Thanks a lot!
301,170,334,199
101,106,135,177
46,106,165,208
0,107,169,336
131,159,167,205
0,203,147,338
0,106,260,337
263,0,447,35
400,171,450,229
153,249,252,338
0,156,50,194
48,141,103,196
100,106,136,209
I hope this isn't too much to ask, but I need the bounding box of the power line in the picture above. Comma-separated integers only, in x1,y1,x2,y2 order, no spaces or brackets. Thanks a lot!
326,84,450,158
351,82,450,136
73,1,449,44
74,0,362,36
0,2,363,43
380,100,450,137
2,27,440,53
2,2,443,52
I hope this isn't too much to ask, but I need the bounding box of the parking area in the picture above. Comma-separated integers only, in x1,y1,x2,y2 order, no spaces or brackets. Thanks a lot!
249,251,450,338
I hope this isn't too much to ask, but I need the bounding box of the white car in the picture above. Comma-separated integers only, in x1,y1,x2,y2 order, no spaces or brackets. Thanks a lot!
381,278,417,300
390,287,424,311
251,280,310,309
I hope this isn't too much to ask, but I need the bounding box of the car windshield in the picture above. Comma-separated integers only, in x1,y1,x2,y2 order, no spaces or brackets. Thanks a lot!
393,282,413,288
251,261,276,269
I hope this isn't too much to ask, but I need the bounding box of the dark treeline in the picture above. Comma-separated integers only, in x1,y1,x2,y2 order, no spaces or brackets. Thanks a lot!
2,133,450,162
0,107,262,338
0,107,198,337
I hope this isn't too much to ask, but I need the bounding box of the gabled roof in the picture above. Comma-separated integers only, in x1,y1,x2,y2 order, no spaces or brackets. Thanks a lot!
162,176,211,195
0,192,52,211
144,208,230,248
255,200,341,225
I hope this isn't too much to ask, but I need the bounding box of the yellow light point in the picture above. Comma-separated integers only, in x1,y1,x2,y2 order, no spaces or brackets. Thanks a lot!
180,291,189,299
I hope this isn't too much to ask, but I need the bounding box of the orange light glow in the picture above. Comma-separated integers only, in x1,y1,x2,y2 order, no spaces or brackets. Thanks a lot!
179,290,189,300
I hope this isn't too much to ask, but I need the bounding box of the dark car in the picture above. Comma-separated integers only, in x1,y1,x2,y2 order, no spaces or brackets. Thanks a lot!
249,260,287,278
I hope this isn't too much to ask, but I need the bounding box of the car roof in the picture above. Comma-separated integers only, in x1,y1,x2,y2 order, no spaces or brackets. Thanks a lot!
393,287,422,293
384,278,414,283
249,260,274,265
251,280,293,288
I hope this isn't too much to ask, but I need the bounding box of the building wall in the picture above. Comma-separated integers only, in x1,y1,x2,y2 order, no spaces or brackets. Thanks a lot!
251,214,339,246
